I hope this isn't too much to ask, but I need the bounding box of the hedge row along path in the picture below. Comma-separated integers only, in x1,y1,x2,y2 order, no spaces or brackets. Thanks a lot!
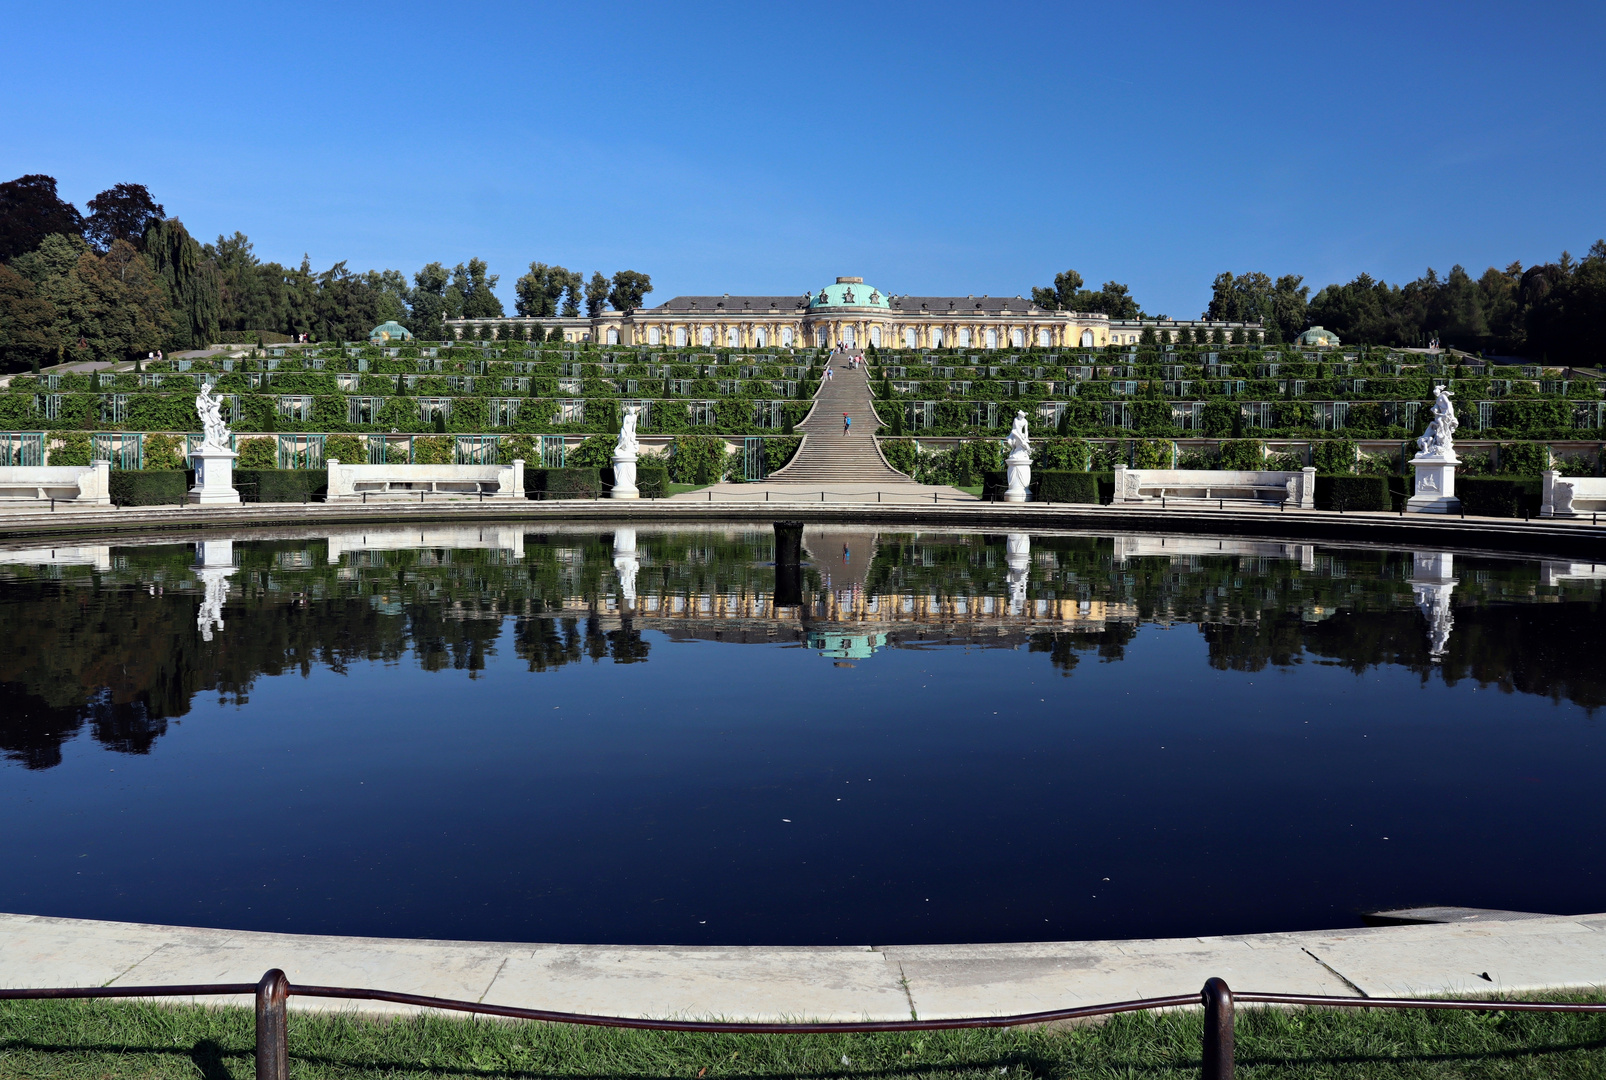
770,356,914,484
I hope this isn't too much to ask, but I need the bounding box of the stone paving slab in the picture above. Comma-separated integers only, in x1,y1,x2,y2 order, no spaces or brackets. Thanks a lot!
3,912,1604,1021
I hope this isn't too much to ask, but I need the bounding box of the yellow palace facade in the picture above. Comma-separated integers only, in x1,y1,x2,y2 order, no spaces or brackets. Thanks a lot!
446,277,1264,348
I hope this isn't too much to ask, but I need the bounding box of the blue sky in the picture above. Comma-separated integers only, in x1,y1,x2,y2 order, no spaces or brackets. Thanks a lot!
3,0,1602,316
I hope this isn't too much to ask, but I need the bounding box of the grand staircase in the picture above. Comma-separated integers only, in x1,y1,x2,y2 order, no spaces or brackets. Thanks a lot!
768,356,915,483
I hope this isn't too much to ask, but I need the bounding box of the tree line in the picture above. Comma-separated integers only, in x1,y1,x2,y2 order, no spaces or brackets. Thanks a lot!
1033,248,1606,364
0,174,653,372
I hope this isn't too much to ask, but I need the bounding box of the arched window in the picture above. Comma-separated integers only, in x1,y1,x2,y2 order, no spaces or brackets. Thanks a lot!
781,327,793,347
985,328,999,349
816,329,829,348
904,327,917,350
1038,328,1051,348
674,326,688,347
869,325,881,348
726,328,739,348
648,326,661,346
700,327,714,347
958,328,972,348
1080,329,1094,348
842,326,855,348
931,328,943,348
606,328,619,345
1010,328,1023,349
754,328,766,348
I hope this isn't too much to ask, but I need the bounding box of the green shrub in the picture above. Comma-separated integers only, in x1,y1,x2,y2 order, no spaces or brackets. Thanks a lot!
980,470,1006,501
1218,439,1266,470
1497,442,1551,475
528,468,603,499
764,437,801,473
143,432,184,470
322,433,364,463
502,433,536,463
1314,474,1389,511
110,470,187,506
1132,438,1172,469
236,437,277,469
880,438,917,476
669,434,727,483
49,431,92,466
235,469,327,503
1035,471,1100,503
412,435,451,464
569,434,615,467
1312,438,1357,474
1458,476,1542,517
1035,437,1091,471
635,464,669,498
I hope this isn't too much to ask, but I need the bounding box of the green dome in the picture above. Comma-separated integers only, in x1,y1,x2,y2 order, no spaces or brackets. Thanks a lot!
808,278,890,310
369,320,413,342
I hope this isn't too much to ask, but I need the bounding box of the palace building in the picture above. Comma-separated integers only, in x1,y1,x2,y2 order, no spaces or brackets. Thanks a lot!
445,277,1264,348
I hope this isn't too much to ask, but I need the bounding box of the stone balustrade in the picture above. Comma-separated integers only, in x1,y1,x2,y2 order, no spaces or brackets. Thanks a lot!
1541,470,1606,518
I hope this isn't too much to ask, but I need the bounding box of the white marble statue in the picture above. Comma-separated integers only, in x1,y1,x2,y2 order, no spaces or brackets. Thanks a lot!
1006,533,1031,614
193,541,236,642
610,406,641,499
1004,410,1031,502
1409,552,1456,660
196,381,231,450
613,528,639,607
1415,384,1458,458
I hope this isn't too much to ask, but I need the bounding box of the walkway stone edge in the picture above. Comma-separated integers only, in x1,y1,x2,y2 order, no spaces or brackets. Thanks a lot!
1,912,1602,1020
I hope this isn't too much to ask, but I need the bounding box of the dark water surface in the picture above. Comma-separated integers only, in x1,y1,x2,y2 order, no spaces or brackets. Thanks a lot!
0,524,1602,946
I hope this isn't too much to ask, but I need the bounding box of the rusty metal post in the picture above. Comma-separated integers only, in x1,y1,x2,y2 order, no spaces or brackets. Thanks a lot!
255,968,289,1080
1201,977,1234,1080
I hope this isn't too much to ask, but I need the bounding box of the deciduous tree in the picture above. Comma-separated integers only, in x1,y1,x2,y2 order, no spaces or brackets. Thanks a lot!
84,183,165,252
0,174,83,262
607,270,652,314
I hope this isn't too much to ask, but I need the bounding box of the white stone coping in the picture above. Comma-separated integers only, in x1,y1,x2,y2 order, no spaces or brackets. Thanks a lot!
1542,470,1606,518
1,911,1603,1019
1112,465,1316,508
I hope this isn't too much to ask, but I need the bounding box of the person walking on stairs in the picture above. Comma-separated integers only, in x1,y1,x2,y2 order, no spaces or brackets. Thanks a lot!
843,412,851,436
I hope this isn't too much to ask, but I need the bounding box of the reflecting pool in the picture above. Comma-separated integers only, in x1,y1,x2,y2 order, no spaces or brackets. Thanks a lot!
0,524,1602,946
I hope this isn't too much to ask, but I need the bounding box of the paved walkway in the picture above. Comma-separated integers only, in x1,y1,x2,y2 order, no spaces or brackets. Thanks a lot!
667,482,976,504
769,354,912,485
3,911,1604,1018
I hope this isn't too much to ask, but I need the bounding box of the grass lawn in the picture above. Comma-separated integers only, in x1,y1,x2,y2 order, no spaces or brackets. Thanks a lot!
4,996,1606,1078
665,482,709,496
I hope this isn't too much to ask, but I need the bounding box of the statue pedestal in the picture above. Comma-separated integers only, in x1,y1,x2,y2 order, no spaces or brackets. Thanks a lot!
188,447,240,506
610,453,638,499
1407,451,1460,514
1004,450,1031,503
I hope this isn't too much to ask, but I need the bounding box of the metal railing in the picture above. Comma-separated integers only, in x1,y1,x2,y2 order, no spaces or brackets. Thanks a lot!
4,972,1606,1080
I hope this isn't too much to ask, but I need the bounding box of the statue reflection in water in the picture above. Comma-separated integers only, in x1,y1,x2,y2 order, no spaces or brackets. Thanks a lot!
1007,533,1031,615
193,541,236,642
1409,551,1456,660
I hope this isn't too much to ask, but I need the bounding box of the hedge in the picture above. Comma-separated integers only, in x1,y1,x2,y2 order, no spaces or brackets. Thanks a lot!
1457,476,1542,518
109,470,188,506
1314,474,1390,511
528,468,604,499
234,469,327,503
1034,471,1101,504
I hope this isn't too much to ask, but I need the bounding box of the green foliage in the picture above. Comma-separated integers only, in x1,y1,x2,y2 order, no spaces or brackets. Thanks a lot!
1315,474,1390,511
763,437,801,472
880,437,917,476
1035,471,1100,503
236,469,326,502
1312,438,1358,474
109,469,186,505
48,431,91,466
502,433,535,462
668,434,727,483
1132,438,1172,469
529,467,603,499
1218,439,1266,469
1035,437,1091,471
1497,442,1551,475
568,433,615,467
142,432,184,470
322,433,364,463
412,435,451,465
633,463,669,498
1459,476,1543,517
235,436,277,469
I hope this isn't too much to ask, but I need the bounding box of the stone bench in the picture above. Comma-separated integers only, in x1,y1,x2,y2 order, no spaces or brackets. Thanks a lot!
1541,470,1606,518
325,459,524,501
1111,465,1316,509
0,462,111,506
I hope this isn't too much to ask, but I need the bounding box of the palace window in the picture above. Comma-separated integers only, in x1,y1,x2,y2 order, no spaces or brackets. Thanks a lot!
700,327,715,347
1011,329,1024,349
780,327,793,347
904,327,917,350
726,328,739,348
674,327,687,347
816,329,829,348
754,328,767,348
931,328,943,348
1038,328,1051,348
606,328,619,345
986,328,999,349
870,326,881,348
648,326,662,346
1080,330,1094,348
958,329,972,348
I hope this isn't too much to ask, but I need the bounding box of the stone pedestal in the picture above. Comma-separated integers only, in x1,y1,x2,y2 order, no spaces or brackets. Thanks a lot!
1006,532,1031,614
610,453,638,499
193,540,236,641
1407,452,1460,514
1409,551,1456,660
188,447,241,506
612,528,639,608
1004,450,1031,503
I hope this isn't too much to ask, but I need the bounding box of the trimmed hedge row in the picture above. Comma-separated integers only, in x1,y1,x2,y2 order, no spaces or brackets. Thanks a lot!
109,470,188,506
525,465,670,499
235,469,327,503
1313,475,1391,511
1458,476,1542,518
980,470,1116,503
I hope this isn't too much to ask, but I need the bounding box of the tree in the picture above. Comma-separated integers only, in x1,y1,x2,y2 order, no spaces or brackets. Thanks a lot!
0,264,61,372
84,183,165,252
1030,269,1084,311
0,174,84,262
607,270,652,314
409,262,449,339
1088,281,1141,320
585,271,609,317
144,218,220,350
449,259,504,319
